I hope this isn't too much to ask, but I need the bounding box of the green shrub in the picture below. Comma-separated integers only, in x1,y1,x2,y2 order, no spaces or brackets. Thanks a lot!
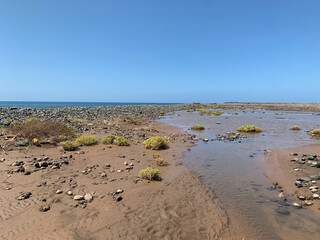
309,129,320,137
237,125,262,133
10,120,20,126
67,117,87,122
143,136,169,150
159,111,165,116
190,125,205,130
212,111,224,116
60,141,78,151
139,167,160,180
113,136,129,146
3,119,11,126
155,158,168,166
75,135,99,146
102,135,116,144
25,118,41,124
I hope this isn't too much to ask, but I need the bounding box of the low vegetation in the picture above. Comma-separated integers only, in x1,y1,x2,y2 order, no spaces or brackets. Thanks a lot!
155,157,168,166
25,118,41,124
75,135,99,146
237,125,262,133
139,167,161,180
212,111,224,116
143,136,169,150
309,129,320,137
102,135,116,144
67,117,87,122
102,135,129,146
60,141,79,151
11,121,76,143
190,125,205,130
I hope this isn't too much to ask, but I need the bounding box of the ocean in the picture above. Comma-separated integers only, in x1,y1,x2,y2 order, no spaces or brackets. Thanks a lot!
0,101,180,108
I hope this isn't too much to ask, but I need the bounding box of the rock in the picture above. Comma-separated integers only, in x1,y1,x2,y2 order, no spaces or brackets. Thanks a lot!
203,138,209,142
124,161,128,165
39,204,50,212
312,194,319,199
116,189,124,194
293,203,302,209
17,192,32,200
297,195,306,200
67,191,73,196
56,190,62,194
0,158,5,162
295,181,303,187
115,196,123,202
290,125,301,130
105,163,111,168
74,195,84,200
290,152,298,156
278,192,286,200
84,193,93,202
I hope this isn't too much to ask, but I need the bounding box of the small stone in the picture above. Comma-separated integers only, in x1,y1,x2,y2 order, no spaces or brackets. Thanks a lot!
297,195,306,200
124,161,128,165
115,196,123,202
74,195,84,200
84,193,93,202
312,194,319,199
117,170,122,173
56,190,62,194
116,189,124,194
39,204,50,212
278,192,286,200
293,203,302,209
67,191,73,196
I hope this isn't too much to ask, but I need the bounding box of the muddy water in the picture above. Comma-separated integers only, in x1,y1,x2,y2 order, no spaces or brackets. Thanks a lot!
161,109,320,240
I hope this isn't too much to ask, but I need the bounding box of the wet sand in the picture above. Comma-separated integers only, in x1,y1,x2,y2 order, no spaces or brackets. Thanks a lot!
0,119,227,240
265,144,320,214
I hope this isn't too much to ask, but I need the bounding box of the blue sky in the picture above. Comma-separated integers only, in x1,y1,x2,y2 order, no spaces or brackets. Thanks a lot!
0,0,319,103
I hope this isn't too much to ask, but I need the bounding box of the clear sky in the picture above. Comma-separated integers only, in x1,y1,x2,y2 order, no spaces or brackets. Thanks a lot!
0,0,319,103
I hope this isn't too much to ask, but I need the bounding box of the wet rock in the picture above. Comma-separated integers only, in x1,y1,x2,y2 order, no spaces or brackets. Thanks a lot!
293,203,302,209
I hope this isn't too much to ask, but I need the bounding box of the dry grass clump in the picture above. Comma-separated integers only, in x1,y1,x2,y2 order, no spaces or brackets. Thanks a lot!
75,135,99,146
143,136,169,150
102,135,129,146
67,117,87,122
237,125,262,133
212,111,224,115
11,121,76,143
139,167,160,180
102,135,116,144
190,125,205,131
60,141,79,151
25,118,41,124
155,158,168,166
290,125,301,131
309,129,320,137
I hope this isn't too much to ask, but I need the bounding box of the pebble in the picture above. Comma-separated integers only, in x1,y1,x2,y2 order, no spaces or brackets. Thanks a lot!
39,204,50,212
84,193,93,202
74,195,84,200
56,190,62,194
293,203,302,209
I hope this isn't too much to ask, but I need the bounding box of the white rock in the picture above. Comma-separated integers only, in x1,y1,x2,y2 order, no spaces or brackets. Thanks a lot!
293,203,302,209
74,195,84,200
313,194,319,199
84,193,93,202
67,191,73,196
56,190,62,194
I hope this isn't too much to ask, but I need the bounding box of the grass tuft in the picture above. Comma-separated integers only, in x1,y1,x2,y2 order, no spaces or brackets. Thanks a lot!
143,136,169,150
75,135,99,146
309,129,320,137
102,135,116,144
102,135,129,146
155,158,168,166
60,141,79,151
139,167,160,180
190,125,205,130
237,125,262,133
25,118,41,124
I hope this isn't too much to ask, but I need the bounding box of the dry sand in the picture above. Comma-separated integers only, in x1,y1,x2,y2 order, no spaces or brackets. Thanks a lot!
0,119,228,240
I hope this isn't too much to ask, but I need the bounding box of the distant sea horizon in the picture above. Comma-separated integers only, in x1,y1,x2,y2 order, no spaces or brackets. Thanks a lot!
0,101,182,108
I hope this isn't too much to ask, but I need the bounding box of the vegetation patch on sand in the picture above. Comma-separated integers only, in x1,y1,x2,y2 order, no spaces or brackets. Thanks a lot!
102,135,129,146
75,135,99,146
60,141,79,151
308,129,320,137
190,125,205,131
237,125,262,133
24,118,41,125
155,157,168,166
11,121,76,143
143,136,169,150
67,117,87,122
139,167,161,180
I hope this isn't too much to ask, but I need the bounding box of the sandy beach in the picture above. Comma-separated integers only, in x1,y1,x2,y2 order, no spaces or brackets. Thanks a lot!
0,116,228,240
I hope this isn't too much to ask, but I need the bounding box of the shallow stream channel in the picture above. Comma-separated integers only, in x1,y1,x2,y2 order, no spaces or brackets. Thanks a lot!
161,108,320,240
